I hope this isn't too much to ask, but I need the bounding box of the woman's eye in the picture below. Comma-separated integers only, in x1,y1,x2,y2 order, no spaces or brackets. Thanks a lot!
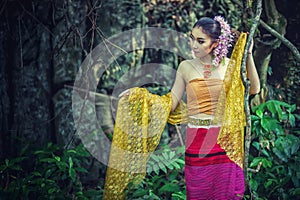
189,35,204,44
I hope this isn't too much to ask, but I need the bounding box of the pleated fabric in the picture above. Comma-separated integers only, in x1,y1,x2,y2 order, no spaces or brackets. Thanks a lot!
185,127,244,200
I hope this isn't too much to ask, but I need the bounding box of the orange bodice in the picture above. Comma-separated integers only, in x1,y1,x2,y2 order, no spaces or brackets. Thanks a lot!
186,78,223,116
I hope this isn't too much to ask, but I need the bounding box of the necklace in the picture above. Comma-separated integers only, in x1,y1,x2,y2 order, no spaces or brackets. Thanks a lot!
199,58,215,78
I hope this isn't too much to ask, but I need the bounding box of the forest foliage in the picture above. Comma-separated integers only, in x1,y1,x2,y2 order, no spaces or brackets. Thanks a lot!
0,0,299,199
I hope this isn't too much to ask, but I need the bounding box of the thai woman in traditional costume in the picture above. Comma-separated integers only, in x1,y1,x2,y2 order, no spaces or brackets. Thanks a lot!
169,16,260,199
103,16,260,199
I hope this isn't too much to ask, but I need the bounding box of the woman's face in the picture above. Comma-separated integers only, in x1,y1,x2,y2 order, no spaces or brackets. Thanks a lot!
189,26,218,59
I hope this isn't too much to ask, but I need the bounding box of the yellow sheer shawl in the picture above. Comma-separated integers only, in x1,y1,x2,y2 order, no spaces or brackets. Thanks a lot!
103,33,247,199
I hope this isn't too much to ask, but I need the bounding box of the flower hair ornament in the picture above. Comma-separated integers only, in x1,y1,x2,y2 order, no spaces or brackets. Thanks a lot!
212,16,233,67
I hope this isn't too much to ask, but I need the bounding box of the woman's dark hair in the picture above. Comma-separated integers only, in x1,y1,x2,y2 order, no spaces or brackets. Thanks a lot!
193,17,221,42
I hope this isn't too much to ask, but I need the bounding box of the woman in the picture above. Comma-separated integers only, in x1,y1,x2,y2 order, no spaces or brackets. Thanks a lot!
104,16,260,200
170,17,260,199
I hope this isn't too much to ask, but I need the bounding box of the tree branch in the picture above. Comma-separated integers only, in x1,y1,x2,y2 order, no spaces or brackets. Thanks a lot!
260,19,300,62
241,0,263,192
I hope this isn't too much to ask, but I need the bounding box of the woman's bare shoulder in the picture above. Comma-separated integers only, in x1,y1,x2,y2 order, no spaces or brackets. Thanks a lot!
178,59,196,72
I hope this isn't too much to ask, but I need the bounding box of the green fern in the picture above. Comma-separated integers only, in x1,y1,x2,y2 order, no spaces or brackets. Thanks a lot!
146,146,185,175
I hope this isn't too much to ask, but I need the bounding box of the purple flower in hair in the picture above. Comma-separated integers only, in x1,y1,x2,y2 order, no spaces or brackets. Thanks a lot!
212,16,233,67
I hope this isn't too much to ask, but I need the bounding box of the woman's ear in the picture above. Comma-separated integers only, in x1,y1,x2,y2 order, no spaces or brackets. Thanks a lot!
212,39,219,49
209,39,219,52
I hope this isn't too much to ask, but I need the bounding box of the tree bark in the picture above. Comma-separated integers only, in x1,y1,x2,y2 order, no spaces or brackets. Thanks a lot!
0,12,11,159
255,0,287,88
241,0,262,193
4,1,55,154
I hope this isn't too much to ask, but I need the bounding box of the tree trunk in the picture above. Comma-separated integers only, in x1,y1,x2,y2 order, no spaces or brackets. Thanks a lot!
0,14,11,159
255,0,287,88
0,1,55,155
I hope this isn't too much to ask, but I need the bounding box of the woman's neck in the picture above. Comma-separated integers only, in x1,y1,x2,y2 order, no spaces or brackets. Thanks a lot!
199,55,212,65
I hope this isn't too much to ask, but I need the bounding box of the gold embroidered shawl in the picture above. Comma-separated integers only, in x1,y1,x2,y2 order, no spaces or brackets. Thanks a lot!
103,33,247,199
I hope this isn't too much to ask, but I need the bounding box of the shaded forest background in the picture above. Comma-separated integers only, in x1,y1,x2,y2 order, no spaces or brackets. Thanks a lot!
0,0,299,199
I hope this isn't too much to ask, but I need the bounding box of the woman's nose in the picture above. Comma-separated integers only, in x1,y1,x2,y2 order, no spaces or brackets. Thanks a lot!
191,40,198,48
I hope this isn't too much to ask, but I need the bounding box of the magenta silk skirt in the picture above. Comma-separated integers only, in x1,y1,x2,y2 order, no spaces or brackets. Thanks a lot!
184,126,244,200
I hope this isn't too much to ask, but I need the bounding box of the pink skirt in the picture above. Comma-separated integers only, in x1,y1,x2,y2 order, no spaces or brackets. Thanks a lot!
185,127,244,200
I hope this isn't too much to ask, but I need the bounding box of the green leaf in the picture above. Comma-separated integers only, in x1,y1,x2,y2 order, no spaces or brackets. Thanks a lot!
162,152,169,160
172,191,186,199
262,149,270,157
158,183,180,194
250,179,258,191
11,157,26,164
149,191,161,199
273,147,288,162
132,189,148,197
171,161,181,169
175,158,185,165
275,104,283,121
256,109,263,118
69,157,73,169
75,167,88,173
68,157,75,181
289,114,296,127
158,162,167,174
291,176,300,187
251,115,260,121
48,188,57,194
69,168,76,182
10,165,22,171
267,102,276,117
0,165,7,172
261,158,272,168
290,104,296,112
252,141,260,150
291,141,300,155
166,162,174,170
168,171,179,181
290,188,300,195
169,151,175,159
54,156,61,162
151,154,160,162
20,144,29,156
33,171,42,177
66,149,77,154
153,164,160,175
45,168,54,178
266,172,276,179
56,161,67,171
40,158,57,163
261,117,279,132
146,165,153,173
82,189,102,197
264,179,273,189
34,150,45,155
250,157,263,168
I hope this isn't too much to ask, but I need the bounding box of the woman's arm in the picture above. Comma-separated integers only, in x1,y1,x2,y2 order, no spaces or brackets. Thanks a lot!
171,62,186,111
247,40,261,94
